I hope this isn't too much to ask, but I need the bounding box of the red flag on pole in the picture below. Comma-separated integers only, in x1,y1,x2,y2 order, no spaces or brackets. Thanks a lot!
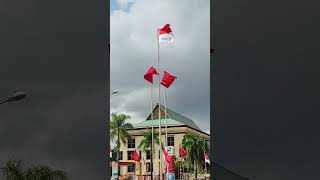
179,145,188,158
161,71,177,88
144,66,158,84
204,151,210,164
131,150,140,162
159,24,174,44
163,148,173,163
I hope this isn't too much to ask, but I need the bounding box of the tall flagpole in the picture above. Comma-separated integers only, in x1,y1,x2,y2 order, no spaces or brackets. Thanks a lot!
164,87,168,180
157,27,163,180
151,83,154,180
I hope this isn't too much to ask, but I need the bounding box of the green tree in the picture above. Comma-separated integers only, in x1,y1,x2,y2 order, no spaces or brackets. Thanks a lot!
110,112,133,177
1,160,68,180
138,129,159,180
182,133,209,179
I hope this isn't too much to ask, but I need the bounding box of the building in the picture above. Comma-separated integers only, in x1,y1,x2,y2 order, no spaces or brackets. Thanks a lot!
118,104,210,177
116,103,250,180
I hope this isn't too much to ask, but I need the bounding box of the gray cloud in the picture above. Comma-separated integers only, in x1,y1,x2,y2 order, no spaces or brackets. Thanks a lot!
110,0,210,132
0,0,107,179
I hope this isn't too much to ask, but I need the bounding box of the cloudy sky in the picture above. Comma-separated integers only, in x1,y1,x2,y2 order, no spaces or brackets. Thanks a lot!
110,0,210,134
1,0,320,179
0,0,107,179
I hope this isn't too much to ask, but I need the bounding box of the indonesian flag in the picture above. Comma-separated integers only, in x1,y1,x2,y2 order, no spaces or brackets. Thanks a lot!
179,145,188,158
144,66,158,84
131,150,140,162
161,71,177,88
163,148,173,163
204,152,210,164
159,24,174,44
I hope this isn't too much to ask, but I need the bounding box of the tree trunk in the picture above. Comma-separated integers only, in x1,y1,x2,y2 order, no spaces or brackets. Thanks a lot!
195,156,198,179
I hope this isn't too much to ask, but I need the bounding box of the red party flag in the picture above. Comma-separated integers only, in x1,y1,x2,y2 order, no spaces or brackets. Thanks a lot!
144,66,158,84
131,150,140,162
179,145,188,158
161,71,177,88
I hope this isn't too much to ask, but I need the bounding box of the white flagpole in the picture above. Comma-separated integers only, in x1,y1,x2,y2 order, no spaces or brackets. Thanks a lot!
164,87,168,180
204,139,207,174
151,83,154,180
164,87,168,145
157,27,163,180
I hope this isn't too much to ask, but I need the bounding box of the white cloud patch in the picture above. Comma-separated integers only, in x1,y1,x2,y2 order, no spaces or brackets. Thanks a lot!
116,0,135,9
111,0,210,133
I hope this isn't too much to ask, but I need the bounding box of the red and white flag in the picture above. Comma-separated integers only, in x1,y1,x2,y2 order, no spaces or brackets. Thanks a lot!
163,148,173,163
204,152,210,164
159,24,174,44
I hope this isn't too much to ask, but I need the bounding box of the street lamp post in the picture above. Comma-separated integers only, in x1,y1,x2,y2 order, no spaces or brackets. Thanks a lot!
110,89,120,179
0,91,27,105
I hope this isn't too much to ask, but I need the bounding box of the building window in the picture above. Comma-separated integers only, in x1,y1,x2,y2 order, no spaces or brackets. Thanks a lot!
139,151,141,159
127,164,135,173
120,151,123,160
146,163,151,172
167,136,174,146
127,151,133,160
146,150,151,160
158,150,160,159
127,138,135,148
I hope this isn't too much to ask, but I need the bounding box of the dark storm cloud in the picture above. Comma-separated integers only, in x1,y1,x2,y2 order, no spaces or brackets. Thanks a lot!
0,0,108,179
212,0,320,179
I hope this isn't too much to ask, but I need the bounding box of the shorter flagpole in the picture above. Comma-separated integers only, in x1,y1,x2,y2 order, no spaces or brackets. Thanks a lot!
150,83,154,180
204,139,207,174
164,82,169,180
164,87,168,147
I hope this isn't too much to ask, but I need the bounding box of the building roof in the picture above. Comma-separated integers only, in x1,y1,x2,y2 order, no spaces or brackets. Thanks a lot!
133,118,184,128
137,103,202,131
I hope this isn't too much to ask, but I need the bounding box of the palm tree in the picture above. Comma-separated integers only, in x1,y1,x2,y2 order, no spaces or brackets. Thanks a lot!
138,129,159,180
1,160,68,180
110,112,133,178
25,165,68,180
182,133,208,179
1,160,25,180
